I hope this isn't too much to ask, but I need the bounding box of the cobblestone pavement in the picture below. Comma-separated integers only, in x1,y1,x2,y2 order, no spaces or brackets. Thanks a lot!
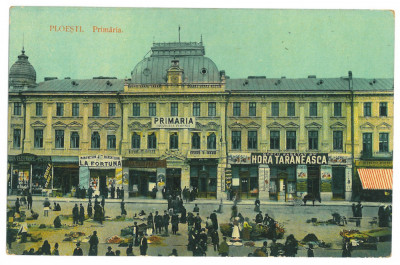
6,197,391,257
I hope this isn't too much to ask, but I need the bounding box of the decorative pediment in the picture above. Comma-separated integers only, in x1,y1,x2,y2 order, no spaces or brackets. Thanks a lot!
228,121,246,129
52,121,67,128
195,122,204,130
160,150,186,161
103,121,120,130
205,122,220,131
330,122,346,129
360,122,375,129
305,122,322,129
129,121,146,129
31,121,46,128
68,121,83,128
284,122,299,129
267,122,284,129
377,122,391,130
11,123,24,129
88,121,103,130
246,121,261,129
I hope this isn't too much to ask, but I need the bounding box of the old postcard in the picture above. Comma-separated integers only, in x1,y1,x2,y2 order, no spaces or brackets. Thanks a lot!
6,7,394,257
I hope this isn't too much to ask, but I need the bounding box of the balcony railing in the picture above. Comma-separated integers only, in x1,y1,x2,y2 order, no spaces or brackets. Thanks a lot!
188,149,219,158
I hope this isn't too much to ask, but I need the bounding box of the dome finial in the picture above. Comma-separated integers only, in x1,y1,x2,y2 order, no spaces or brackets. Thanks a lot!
22,33,25,54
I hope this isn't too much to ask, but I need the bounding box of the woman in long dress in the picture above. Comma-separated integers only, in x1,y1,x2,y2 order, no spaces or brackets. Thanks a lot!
231,217,241,241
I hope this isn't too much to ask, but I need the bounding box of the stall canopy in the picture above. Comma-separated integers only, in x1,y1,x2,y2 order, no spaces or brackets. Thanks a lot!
357,168,393,190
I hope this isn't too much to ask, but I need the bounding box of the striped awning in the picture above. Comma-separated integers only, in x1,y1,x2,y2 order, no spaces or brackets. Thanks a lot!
357,168,393,190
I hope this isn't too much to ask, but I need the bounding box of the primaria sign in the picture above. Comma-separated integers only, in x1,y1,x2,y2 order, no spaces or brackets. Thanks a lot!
251,153,328,165
152,117,196,128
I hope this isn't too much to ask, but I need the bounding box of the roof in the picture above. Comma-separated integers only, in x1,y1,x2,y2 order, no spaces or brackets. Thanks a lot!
226,77,394,92
10,78,125,93
9,48,37,87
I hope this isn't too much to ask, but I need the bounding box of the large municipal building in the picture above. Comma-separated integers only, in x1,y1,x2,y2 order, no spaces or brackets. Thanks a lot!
8,40,394,202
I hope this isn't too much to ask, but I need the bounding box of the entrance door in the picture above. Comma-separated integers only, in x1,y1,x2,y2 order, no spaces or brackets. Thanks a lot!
332,166,346,199
239,171,250,199
166,168,181,194
140,175,148,196
307,166,320,199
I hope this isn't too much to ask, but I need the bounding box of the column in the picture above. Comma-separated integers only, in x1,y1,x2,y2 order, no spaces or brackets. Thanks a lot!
45,103,53,151
24,103,32,152
121,103,130,153
345,165,353,201
258,164,270,200
298,102,306,151
81,103,89,151
260,102,268,151
321,102,329,152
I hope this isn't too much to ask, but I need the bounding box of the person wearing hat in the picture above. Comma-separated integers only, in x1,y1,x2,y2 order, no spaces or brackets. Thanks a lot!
307,243,314,257
169,248,178,256
52,242,59,255
89,231,99,256
163,210,170,235
72,204,79,225
79,203,85,225
73,242,83,256
126,243,134,256
255,211,263,224
193,203,199,213
261,241,268,256
139,234,148,256
105,246,115,256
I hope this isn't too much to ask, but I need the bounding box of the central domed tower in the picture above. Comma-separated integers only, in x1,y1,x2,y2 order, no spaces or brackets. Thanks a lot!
9,48,37,88
131,41,221,84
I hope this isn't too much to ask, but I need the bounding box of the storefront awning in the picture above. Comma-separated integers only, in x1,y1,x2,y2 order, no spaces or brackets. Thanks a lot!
357,168,393,190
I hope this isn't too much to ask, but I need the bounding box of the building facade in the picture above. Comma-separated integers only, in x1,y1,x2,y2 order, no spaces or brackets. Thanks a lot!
8,42,394,201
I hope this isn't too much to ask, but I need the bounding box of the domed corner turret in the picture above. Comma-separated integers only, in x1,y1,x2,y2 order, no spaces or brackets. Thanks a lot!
9,48,37,88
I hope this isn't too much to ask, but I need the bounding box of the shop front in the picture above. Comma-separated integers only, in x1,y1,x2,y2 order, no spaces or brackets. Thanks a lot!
328,154,352,200
79,155,122,198
269,166,296,202
189,159,218,198
52,156,79,196
122,159,166,197
8,153,52,196
355,160,393,202
227,153,259,199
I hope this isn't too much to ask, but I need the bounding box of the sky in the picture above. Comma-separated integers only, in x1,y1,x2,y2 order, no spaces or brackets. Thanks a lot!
8,7,394,82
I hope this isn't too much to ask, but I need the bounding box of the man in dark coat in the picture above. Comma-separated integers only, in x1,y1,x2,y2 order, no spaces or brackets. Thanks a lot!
88,231,99,256
154,211,163,234
88,186,94,201
53,215,62,228
116,187,120,199
355,201,363,227
378,204,386,227
211,229,219,251
41,240,51,255
210,212,218,231
133,221,139,246
194,213,202,232
254,198,261,212
120,199,126,215
27,192,33,210
255,211,263,224
193,204,199,213
79,204,85,225
73,243,83,256
121,187,125,199
72,204,79,225
163,210,170,235
101,196,105,209
139,234,148,256
180,206,187,223
15,198,20,214
111,185,115,199
171,213,179,235
105,246,115,256
87,201,93,218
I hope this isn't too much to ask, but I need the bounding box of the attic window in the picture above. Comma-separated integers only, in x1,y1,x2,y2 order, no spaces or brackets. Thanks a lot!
106,81,113,86
143,68,151,76
317,79,324,85
71,81,79,86
200,68,207,75
369,79,377,85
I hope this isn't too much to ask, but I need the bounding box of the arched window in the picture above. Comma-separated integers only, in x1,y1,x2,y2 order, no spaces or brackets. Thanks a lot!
91,131,100,149
207,133,216,150
70,132,80,149
132,132,141,149
192,132,200,149
170,132,179,149
148,133,157,149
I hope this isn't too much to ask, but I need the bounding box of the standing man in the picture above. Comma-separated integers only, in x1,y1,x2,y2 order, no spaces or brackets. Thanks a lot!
116,187,120,199
355,201,363,227
120,199,126,215
87,200,93,218
15,198,20,214
72,204,79,225
194,213,202,232
121,186,125,199
88,186,94,201
73,242,83,256
163,210,170,235
133,221,139,246
154,211,163,234
27,192,33,210
139,234,148,256
171,213,179,235
88,231,99,256
79,203,85,225
111,185,115,199
211,229,219,251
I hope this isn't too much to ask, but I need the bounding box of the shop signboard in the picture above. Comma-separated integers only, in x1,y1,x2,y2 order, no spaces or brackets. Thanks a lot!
355,160,393,167
251,153,328,165
79,155,122,168
296,165,307,192
8,153,51,163
152,117,196,128
329,155,351,165
320,165,332,192
227,153,251,164
43,164,52,189
225,168,232,190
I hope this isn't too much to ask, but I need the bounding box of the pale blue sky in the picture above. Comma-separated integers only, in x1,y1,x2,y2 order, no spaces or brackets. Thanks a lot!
9,7,394,81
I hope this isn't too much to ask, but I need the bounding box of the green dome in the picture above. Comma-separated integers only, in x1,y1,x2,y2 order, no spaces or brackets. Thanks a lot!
9,48,36,88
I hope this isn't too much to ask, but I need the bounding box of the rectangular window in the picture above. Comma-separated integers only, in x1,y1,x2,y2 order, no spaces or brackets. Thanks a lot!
36,103,43,116
34,129,43,148
148,133,157,149
207,133,217,150
171,103,178,116
72,103,79,117
133,103,140,116
271,102,279,117
132,133,141,149
108,103,116,117
14,102,22,116
56,103,64,116
334,102,342,117
70,132,80,149
107,135,116,149
308,131,318,150
248,131,258,150
148,103,156,117
379,102,388,117
193,102,200,117
232,131,241,150
91,132,100,149
233,102,241,117
364,102,371,117
13,129,21,148
309,102,317,116
379,133,389,152
249,102,256,116
208,102,216,117
286,131,296,150
170,133,179,149
333,131,343,151
363,133,372,157
270,131,280,150
55,130,64,149
93,103,100,117
287,102,295,117
192,132,201,149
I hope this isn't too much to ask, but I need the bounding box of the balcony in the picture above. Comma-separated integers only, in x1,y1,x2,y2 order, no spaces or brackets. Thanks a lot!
187,149,219,159
126,149,160,157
